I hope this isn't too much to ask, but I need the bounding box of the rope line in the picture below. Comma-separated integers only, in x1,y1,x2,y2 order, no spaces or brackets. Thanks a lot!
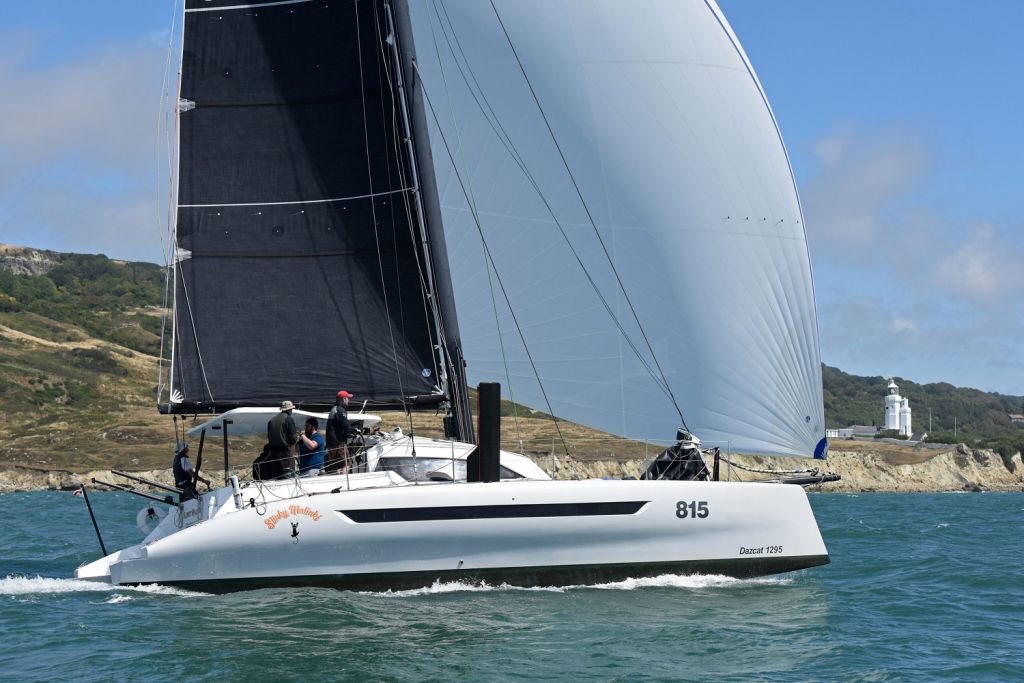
375,7,441,389
717,454,818,476
426,0,524,450
432,1,678,410
381,0,475,436
174,261,215,402
413,60,573,459
377,1,455,417
355,0,407,402
488,0,690,432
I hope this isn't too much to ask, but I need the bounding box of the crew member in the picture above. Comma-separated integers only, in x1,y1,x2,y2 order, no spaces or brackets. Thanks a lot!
267,400,300,478
172,441,210,502
326,390,353,474
297,417,326,477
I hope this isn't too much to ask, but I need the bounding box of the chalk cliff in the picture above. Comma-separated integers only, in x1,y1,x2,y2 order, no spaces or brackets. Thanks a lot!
1,446,1019,493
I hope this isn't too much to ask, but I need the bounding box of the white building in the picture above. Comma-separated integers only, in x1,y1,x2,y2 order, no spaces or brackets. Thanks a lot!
884,379,912,437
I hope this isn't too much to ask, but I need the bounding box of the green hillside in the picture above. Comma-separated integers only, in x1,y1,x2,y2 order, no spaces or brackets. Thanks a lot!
0,250,165,354
0,247,170,470
0,244,1021,469
823,364,1023,442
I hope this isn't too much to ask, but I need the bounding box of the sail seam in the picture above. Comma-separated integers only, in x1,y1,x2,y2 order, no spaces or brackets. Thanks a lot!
185,0,313,13
178,187,413,208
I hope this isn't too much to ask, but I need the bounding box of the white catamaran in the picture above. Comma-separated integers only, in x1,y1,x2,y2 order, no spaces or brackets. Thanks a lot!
77,0,835,592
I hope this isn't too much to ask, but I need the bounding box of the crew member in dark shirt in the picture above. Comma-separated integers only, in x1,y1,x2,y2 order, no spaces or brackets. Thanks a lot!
297,417,326,476
172,441,210,501
326,390,353,474
267,400,300,478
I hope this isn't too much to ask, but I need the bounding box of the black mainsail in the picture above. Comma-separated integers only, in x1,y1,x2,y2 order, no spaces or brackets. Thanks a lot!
169,0,471,437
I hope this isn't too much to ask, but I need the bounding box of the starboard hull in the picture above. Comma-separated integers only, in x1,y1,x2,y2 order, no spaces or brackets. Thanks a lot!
77,478,828,593
151,556,828,594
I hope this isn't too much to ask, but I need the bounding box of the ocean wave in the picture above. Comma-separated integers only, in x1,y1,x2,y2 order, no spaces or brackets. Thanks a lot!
360,579,566,597
0,575,206,597
364,573,792,597
589,573,793,590
101,595,133,604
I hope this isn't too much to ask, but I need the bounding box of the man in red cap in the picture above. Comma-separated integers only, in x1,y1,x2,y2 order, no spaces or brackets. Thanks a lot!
326,390,353,473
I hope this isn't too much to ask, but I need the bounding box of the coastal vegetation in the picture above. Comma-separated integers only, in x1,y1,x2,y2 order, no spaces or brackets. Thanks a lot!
0,244,1021,473
823,364,1023,443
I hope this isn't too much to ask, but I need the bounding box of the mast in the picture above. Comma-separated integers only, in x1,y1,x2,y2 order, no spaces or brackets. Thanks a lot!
390,0,475,443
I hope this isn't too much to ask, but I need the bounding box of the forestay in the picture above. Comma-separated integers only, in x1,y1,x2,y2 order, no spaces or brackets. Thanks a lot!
408,0,825,457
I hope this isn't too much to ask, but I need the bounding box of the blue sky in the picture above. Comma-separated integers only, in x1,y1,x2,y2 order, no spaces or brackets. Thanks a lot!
0,1,1020,396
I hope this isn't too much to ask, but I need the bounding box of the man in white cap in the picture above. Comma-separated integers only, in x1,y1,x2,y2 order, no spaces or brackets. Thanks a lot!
267,400,299,478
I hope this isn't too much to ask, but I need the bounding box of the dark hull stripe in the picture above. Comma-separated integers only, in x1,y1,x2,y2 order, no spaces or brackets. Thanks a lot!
338,501,649,523
153,555,830,594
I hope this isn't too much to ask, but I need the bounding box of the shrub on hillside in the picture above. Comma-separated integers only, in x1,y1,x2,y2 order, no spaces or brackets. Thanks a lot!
924,431,971,446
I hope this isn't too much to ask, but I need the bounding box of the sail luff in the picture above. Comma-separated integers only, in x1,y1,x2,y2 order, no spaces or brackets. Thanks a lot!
393,0,475,442
165,0,187,409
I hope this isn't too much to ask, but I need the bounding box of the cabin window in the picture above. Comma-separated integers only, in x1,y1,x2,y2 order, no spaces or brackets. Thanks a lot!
377,458,523,481
378,457,466,482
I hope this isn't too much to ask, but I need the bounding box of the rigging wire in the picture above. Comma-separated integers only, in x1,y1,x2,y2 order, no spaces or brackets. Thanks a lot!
174,261,215,403
372,2,444,396
431,1,678,411
488,0,690,432
412,60,572,459
378,1,470,435
378,6,455,428
371,2,417,403
425,0,524,451
355,1,408,405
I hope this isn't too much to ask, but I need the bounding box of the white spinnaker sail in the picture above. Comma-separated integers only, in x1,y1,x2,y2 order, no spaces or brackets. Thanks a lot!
408,0,825,457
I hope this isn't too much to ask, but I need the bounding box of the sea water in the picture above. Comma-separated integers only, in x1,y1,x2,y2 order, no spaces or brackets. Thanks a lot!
0,491,1021,681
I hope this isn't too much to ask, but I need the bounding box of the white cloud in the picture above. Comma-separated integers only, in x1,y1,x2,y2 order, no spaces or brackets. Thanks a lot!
802,124,1024,393
931,223,1022,305
0,32,170,262
891,317,917,335
819,294,1024,393
802,126,929,251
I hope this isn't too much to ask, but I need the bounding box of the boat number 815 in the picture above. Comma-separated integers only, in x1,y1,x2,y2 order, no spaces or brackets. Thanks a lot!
676,501,709,519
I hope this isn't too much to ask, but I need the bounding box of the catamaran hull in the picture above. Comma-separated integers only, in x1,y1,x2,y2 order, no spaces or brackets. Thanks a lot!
77,479,828,593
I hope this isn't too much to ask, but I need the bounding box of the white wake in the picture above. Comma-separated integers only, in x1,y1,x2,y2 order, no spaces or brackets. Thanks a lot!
0,575,206,597
366,573,793,597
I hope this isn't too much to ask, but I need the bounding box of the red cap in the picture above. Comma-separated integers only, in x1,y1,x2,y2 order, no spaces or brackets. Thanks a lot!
337,390,353,399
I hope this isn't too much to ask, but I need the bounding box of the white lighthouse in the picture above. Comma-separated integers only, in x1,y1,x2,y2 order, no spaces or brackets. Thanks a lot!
884,379,912,436
899,397,912,436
